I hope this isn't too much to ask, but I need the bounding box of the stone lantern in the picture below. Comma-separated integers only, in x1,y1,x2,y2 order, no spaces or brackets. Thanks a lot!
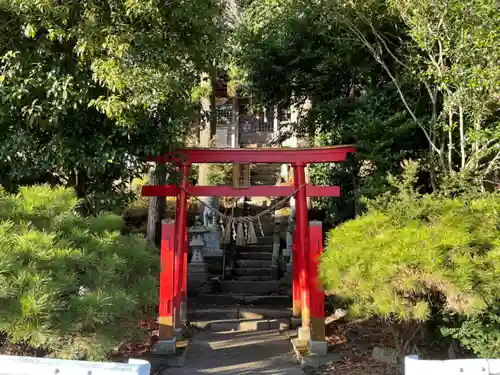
187,218,210,292
279,197,295,296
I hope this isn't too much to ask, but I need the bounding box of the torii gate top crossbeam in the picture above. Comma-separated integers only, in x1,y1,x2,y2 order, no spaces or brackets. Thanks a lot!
144,145,357,345
150,145,355,164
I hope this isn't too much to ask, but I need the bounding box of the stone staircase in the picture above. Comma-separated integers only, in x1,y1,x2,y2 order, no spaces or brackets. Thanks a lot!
219,206,280,295
251,164,281,186
193,161,290,304
217,161,284,296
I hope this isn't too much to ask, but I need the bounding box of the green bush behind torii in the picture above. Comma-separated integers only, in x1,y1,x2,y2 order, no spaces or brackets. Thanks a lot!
320,162,500,357
0,185,159,360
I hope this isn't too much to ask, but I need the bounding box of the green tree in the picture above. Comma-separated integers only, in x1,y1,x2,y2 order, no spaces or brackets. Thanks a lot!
0,0,225,210
231,0,429,222
386,0,500,177
231,0,500,222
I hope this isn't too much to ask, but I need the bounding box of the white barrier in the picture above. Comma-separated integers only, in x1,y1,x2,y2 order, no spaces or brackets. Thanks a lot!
0,355,151,375
406,355,500,375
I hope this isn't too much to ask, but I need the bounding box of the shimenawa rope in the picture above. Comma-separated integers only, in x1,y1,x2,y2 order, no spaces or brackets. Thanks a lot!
181,183,306,245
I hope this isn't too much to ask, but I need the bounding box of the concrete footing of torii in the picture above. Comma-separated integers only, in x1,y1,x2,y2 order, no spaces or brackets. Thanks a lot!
142,146,357,368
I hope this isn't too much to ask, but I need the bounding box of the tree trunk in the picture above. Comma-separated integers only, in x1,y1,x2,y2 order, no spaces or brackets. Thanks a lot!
197,74,216,186
390,322,421,362
73,168,87,199
474,113,480,169
198,126,212,186
146,165,166,250
351,157,361,218
459,105,465,170
448,110,453,172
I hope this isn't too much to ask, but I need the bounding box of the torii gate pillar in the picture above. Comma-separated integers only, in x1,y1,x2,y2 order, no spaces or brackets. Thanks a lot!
142,145,355,354
293,163,311,339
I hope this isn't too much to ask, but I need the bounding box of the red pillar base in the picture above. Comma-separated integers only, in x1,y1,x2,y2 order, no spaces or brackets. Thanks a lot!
173,164,190,330
309,221,326,354
159,220,176,342
181,248,188,322
292,163,311,337
292,230,301,319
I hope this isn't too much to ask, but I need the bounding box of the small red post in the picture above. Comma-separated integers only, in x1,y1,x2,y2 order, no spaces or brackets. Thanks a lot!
174,163,190,328
293,163,311,339
173,209,181,328
292,230,301,318
159,220,176,340
181,233,188,322
309,221,325,345
173,187,180,319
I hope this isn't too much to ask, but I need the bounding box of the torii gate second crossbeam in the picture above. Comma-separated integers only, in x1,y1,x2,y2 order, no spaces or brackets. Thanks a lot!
141,145,355,354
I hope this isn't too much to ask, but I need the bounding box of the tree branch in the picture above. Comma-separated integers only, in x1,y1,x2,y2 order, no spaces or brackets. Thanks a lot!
459,105,465,170
344,18,442,156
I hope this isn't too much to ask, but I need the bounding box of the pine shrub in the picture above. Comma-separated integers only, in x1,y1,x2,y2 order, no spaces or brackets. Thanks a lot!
320,162,500,356
0,185,159,360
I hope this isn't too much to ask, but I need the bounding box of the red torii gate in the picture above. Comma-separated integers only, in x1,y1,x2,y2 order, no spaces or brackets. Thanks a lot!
142,145,355,353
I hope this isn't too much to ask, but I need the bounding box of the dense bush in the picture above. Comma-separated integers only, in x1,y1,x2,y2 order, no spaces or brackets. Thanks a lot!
320,162,500,356
441,307,500,358
0,185,159,360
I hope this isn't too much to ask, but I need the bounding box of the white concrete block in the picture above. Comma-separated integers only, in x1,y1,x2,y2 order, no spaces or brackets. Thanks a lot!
298,326,310,341
0,355,150,375
405,356,500,375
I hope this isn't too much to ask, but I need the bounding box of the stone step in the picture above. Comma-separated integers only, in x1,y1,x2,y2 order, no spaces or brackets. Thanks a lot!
242,226,275,236
219,280,279,294
253,171,280,177
235,259,273,268
239,252,273,260
257,231,275,238
237,244,273,252
187,307,293,321
212,318,289,332
233,268,271,277
190,294,291,307
254,236,274,245
235,276,273,281
253,179,278,186
238,307,293,319
252,167,280,181
190,318,289,332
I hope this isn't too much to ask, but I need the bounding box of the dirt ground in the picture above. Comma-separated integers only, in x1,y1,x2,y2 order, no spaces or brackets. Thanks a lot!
304,318,401,375
117,316,402,375
305,360,399,375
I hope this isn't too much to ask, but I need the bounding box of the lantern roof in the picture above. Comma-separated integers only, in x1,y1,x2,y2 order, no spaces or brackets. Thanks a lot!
189,217,208,234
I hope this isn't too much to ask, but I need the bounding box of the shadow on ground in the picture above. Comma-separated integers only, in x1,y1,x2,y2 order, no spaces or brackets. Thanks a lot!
168,330,303,375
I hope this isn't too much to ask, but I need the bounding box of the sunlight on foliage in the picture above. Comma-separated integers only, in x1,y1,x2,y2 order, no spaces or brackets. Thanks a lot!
321,163,500,324
0,0,227,213
0,185,159,360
